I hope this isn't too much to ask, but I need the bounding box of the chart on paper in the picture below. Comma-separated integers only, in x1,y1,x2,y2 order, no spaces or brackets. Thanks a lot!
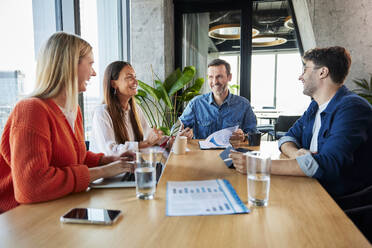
166,179,249,216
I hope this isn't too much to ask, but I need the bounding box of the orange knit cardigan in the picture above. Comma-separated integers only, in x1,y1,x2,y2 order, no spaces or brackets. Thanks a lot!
0,98,103,213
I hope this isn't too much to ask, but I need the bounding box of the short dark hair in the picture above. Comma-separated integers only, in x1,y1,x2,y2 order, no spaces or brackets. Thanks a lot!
302,46,351,84
208,59,231,75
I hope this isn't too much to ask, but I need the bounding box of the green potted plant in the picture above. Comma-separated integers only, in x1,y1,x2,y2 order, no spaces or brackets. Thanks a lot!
134,66,204,136
352,74,372,104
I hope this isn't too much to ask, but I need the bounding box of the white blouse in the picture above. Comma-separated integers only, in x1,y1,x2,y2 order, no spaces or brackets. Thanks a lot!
90,104,152,156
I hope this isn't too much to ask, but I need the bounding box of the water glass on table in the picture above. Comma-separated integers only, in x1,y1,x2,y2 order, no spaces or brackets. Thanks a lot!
135,152,156,200
246,152,271,207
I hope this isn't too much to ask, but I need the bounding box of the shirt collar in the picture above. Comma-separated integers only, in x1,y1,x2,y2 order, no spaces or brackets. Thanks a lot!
308,85,348,115
208,91,232,106
322,85,348,114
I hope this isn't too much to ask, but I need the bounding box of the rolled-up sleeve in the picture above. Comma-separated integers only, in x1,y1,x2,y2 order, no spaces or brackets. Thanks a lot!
278,136,301,151
296,153,320,177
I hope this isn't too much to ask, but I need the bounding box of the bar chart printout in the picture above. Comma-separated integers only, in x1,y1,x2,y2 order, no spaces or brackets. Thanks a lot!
166,179,250,216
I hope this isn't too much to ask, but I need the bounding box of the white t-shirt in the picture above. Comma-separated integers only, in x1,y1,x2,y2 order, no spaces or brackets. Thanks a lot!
310,100,330,152
90,104,152,156
58,106,77,133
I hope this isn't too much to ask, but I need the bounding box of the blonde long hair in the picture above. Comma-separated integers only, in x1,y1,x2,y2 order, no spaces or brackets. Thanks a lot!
103,61,144,143
31,32,92,112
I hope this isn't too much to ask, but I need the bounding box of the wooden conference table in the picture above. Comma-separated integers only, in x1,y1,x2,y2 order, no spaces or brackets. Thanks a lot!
0,141,369,247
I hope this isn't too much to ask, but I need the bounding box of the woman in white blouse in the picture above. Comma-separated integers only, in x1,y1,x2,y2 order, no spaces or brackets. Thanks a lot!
90,61,164,156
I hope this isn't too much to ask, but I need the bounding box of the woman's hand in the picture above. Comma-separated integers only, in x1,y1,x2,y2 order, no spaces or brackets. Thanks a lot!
89,159,136,183
99,151,136,165
90,151,136,183
229,150,247,174
140,128,164,148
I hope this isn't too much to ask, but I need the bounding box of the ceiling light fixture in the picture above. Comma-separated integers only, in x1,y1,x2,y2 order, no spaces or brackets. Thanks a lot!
208,24,259,40
252,34,287,47
284,16,294,30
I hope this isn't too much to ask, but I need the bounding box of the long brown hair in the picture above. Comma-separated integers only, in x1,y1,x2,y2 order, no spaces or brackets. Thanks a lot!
103,61,144,143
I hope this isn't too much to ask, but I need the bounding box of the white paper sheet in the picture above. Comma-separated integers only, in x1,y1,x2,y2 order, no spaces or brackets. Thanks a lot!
198,125,238,149
166,179,250,216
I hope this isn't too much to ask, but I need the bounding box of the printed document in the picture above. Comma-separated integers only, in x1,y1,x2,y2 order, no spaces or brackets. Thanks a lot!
199,125,238,149
166,179,250,216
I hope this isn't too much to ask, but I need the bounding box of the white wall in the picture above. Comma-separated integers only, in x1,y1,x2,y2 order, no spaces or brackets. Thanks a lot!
130,0,174,84
299,0,372,88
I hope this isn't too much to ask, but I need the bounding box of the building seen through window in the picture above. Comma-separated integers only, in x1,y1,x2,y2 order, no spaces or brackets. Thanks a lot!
0,0,36,135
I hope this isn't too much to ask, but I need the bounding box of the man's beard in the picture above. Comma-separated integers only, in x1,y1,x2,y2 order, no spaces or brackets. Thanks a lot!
303,81,317,97
213,84,227,96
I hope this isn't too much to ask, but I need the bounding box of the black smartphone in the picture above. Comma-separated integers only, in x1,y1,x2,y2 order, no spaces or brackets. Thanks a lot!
234,148,253,153
60,208,122,225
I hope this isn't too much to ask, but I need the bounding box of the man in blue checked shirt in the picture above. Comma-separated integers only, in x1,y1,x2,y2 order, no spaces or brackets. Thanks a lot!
231,46,372,199
179,59,257,139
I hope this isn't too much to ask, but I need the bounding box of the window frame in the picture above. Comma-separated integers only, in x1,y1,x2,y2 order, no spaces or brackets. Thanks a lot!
174,0,303,102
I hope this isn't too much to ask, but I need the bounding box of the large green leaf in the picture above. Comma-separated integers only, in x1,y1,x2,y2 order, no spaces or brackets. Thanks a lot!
159,126,171,136
136,89,147,97
183,77,204,94
155,80,173,109
183,92,201,102
134,95,142,104
353,79,369,90
138,80,161,101
168,66,196,96
163,68,182,93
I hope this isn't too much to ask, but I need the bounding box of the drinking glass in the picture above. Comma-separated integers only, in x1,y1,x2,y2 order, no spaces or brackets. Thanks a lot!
135,161,156,200
246,152,271,206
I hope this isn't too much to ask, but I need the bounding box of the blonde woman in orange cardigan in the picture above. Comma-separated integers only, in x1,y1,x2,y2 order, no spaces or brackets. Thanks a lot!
0,32,136,213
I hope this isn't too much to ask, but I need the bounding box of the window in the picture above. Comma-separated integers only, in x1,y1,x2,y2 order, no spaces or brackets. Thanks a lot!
0,0,130,138
276,53,310,112
251,54,276,107
0,0,36,135
80,0,129,140
251,51,310,112
79,0,102,141
219,55,240,95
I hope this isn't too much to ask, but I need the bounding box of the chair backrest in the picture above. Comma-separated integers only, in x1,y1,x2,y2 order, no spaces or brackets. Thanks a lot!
275,115,301,132
85,141,90,151
336,184,372,210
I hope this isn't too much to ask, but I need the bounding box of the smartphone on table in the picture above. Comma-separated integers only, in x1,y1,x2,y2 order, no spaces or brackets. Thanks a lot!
60,208,122,225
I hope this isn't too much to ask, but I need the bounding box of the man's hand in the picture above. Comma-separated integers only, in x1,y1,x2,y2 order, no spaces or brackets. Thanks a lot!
230,129,245,142
295,148,312,157
179,126,193,139
280,142,301,159
229,150,247,174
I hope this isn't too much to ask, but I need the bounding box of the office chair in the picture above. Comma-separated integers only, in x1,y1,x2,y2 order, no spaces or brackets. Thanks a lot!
335,185,372,243
85,141,90,150
345,205,372,243
268,115,301,140
255,112,274,138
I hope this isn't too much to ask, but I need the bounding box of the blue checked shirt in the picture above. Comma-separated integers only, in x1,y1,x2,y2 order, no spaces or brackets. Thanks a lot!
180,92,257,139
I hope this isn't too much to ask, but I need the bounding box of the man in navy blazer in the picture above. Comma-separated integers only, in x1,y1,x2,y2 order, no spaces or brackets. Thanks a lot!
231,46,372,198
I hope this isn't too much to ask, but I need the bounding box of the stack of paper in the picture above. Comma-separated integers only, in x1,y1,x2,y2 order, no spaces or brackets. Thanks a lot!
166,179,249,216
